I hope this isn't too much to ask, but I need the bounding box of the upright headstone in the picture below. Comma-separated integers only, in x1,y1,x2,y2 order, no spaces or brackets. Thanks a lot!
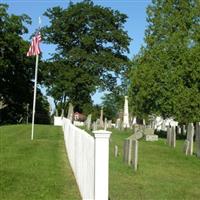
67,103,74,122
167,126,171,145
123,139,132,165
171,126,176,148
182,125,186,135
107,120,112,129
186,123,194,155
195,122,200,158
177,126,182,135
183,140,190,156
104,118,108,130
96,119,100,129
114,145,118,158
86,114,92,130
92,121,97,131
131,140,138,171
100,107,104,128
123,96,130,128
116,118,121,129
61,109,64,117
55,109,58,116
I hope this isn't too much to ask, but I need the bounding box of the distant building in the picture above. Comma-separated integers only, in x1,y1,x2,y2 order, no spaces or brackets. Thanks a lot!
74,112,86,122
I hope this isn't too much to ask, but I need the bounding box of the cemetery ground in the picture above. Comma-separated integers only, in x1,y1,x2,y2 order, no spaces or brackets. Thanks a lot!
109,129,200,200
0,125,80,200
1,125,200,200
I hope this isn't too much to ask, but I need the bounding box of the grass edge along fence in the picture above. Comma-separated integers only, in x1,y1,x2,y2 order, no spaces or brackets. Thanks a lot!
62,118,111,200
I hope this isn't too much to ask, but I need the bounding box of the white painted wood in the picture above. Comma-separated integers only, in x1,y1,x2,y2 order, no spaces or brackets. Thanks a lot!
93,130,111,200
62,118,111,200
54,116,63,126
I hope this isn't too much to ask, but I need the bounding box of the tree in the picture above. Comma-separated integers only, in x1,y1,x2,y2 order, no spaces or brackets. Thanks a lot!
129,0,200,123
101,86,127,121
42,0,131,113
0,4,50,124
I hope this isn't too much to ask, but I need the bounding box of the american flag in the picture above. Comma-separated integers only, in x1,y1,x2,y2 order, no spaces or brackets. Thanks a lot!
27,32,42,56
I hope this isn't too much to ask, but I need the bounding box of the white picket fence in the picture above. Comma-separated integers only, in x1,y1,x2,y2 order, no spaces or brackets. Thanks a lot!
62,118,111,200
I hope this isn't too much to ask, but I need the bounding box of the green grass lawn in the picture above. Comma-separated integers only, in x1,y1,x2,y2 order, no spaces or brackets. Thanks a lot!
0,125,80,200
109,129,200,200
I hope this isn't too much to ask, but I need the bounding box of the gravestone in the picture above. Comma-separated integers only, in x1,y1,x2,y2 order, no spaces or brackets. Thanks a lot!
114,145,118,157
61,109,64,117
131,140,138,171
100,107,104,128
107,120,112,129
145,135,158,141
104,118,107,130
92,121,97,131
123,139,132,165
86,114,92,130
67,103,74,122
177,126,181,135
171,126,176,148
183,140,190,156
144,128,154,135
195,122,200,158
167,126,171,145
182,125,186,135
123,96,130,128
186,123,194,155
96,119,100,129
116,118,121,129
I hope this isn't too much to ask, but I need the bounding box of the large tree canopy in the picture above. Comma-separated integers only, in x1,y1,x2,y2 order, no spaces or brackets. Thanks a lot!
129,0,200,123
0,4,50,124
42,0,131,112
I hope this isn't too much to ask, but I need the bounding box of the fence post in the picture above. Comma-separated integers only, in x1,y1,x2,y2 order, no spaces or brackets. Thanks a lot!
93,130,111,200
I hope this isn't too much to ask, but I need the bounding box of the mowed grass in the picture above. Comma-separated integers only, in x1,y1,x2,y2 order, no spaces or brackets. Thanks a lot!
0,125,80,200
109,129,200,200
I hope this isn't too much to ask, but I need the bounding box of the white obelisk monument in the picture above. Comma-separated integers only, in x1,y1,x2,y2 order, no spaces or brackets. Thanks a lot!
123,96,130,128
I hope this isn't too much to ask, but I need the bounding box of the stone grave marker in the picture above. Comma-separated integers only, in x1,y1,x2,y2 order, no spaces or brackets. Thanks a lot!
104,117,107,130
171,126,176,148
92,121,97,131
195,122,200,158
131,139,138,171
167,126,171,145
67,103,74,122
123,138,132,165
186,123,194,155
114,145,118,157
86,114,92,130
100,107,104,128
182,125,186,135
183,140,190,156
145,135,158,141
144,127,154,135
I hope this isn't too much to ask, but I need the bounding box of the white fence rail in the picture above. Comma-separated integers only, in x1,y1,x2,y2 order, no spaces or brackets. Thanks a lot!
62,118,111,200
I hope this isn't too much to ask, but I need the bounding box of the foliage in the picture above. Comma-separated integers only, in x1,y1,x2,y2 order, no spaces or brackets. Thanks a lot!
129,0,200,123
101,86,126,121
42,0,131,112
0,4,50,124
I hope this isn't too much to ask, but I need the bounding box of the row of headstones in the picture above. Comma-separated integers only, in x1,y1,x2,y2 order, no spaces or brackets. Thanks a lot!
167,122,200,158
117,138,139,171
88,117,112,131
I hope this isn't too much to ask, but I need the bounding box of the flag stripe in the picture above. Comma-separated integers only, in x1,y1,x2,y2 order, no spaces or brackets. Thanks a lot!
27,32,42,57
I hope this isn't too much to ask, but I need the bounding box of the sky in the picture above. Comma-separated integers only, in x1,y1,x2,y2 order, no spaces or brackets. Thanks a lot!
2,0,151,109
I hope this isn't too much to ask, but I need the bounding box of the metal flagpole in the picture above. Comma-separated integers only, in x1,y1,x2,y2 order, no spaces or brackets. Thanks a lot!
31,17,41,140
31,54,39,140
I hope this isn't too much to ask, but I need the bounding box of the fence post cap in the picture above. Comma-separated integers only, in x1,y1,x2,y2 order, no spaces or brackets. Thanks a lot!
93,130,111,138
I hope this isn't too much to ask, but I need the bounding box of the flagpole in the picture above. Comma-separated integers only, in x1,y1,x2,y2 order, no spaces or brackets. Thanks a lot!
31,54,39,140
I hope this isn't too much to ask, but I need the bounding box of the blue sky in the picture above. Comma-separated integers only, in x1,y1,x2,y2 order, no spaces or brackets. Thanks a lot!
3,0,151,109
